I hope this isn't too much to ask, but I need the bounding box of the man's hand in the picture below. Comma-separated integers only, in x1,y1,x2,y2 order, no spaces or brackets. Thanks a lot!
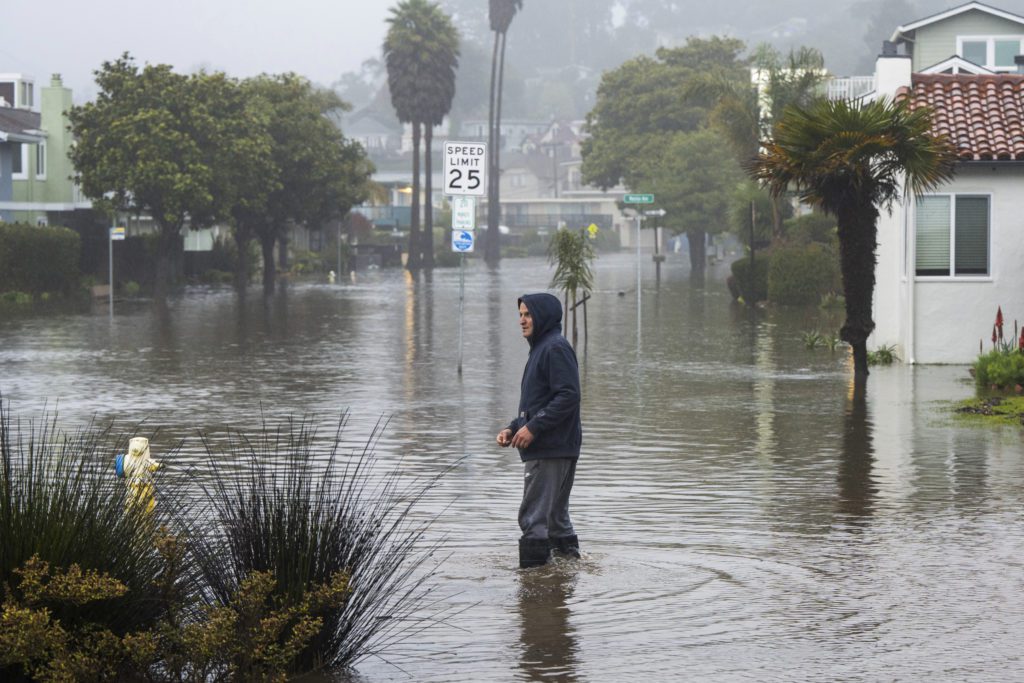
496,429,513,447
510,425,534,449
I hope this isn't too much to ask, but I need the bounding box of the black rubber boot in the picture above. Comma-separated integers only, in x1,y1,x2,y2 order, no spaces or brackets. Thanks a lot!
519,537,552,568
551,534,581,559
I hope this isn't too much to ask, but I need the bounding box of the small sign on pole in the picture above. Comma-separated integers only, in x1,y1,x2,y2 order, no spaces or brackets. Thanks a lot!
109,226,126,240
451,230,474,253
443,141,487,196
624,193,655,204
452,196,476,231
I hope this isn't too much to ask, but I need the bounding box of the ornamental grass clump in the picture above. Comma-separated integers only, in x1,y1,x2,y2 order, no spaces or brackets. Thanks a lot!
0,398,178,639
188,414,452,673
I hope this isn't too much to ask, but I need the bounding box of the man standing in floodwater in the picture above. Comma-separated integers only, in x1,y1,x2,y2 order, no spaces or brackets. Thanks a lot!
496,293,582,568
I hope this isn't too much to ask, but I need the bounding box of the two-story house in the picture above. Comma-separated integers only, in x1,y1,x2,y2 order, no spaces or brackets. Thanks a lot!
869,2,1024,363
0,74,44,223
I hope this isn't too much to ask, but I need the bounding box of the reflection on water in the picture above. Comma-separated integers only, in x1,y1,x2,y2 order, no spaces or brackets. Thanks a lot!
2,253,1024,681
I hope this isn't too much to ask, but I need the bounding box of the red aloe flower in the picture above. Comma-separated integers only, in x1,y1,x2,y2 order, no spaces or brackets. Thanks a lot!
1019,331,1024,351
996,307,1004,338
993,325,998,344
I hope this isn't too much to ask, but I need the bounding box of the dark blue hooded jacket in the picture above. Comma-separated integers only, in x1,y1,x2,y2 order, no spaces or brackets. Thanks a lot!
507,293,582,461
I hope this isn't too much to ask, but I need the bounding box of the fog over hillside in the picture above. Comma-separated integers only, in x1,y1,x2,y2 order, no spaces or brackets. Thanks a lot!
340,0,1024,123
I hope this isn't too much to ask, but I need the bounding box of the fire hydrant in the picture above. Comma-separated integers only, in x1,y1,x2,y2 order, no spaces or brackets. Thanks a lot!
117,436,162,514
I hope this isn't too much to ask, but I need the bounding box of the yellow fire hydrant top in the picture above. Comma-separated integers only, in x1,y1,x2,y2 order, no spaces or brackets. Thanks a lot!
123,436,162,514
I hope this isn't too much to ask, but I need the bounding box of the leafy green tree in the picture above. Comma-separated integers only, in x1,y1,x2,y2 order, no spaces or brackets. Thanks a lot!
385,0,458,271
581,37,748,276
749,97,956,379
68,54,270,298
237,74,373,293
484,0,523,266
637,129,742,275
694,44,829,240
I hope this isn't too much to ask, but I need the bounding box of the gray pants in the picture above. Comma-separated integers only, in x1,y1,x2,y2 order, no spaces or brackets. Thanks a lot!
519,458,577,540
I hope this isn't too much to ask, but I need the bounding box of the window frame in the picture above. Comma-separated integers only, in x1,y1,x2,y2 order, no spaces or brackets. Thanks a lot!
11,143,27,180
956,35,1024,71
914,192,992,279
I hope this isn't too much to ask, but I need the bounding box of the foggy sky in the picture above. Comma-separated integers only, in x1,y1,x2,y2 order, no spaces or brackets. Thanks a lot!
2,0,392,102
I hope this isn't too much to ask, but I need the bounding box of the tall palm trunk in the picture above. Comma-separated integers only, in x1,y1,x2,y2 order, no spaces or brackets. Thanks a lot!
408,122,422,271
423,125,434,269
836,200,879,379
485,31,502,266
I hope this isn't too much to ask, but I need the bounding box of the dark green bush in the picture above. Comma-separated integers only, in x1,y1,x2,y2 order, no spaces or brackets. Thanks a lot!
974,350,1024,389
784,212,837,246
0,222,81,295
768,243,841,306
730,255,768,303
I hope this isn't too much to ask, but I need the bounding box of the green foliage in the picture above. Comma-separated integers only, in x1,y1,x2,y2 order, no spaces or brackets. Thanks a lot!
730,255,768,303
1,291,32,305
582,36,748,192
548,229,596,303
802,330,843,351
728,182,786,244
0,401,450,678
867,344,900,366
768,243,840,305
0,223,80,296
784,211,837,246
820,292,845,310
122,280,141,297
955,396,1024,426
974,350,1024,390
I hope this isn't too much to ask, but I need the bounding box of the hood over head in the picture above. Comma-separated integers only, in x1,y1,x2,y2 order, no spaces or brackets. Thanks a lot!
518,293,563,346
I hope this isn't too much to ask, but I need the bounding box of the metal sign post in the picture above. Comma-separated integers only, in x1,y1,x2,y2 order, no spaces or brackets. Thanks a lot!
444,141,486,376
623,195,656,345
108,226,125,318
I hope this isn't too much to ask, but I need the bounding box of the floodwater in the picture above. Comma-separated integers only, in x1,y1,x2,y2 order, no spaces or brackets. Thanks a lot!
2,252,1023,682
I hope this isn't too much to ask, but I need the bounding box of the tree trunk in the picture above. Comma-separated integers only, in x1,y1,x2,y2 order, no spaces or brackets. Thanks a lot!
423,125,434,269
408,122,422,271
260,233,276,294
836,201,879,380
686,229,706,274
277,232,289,271
485,31,506,267
233,224,251,292
153,223,181,300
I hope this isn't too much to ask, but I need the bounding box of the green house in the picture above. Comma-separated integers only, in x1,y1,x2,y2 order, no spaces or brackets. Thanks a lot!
891,1,1024,73
6,74,91,225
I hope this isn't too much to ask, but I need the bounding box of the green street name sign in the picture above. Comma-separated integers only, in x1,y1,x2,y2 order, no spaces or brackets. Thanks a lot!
623,193,654,204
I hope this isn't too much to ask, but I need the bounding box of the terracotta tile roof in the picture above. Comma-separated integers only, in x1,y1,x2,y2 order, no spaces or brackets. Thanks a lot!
899,73,1024,161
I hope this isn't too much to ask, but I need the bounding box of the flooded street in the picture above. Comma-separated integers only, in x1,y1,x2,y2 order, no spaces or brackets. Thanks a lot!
2,252,1023,681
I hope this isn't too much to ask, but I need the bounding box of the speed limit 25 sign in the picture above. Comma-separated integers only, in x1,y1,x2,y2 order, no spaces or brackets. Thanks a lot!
443,141,487,196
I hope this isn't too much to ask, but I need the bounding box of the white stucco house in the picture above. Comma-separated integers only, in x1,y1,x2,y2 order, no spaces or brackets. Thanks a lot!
870,2,1024,363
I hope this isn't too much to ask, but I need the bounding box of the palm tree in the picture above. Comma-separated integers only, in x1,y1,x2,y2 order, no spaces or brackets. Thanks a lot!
749,97,956,379
418,6,459,270
384,0,429,271
484,0,523,267
548,228,595,348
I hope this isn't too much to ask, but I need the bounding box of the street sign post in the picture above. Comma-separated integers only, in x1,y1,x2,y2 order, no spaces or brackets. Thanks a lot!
444,142,487,376
624,193,655,204
443,141,487,196
108,227,125,318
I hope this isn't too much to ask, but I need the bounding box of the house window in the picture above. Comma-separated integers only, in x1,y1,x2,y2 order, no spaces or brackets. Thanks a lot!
915,194,990,276
957,36,1024,70
35,142,46,179
11,143,27,179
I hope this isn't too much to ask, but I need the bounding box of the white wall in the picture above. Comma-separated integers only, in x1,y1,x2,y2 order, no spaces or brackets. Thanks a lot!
873,165,1024,364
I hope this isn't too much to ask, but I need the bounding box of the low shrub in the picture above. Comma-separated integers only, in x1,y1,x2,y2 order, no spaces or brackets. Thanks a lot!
867,344,900,366
0,222,80,296
784,212,837,246
730,255,768,303
974,349,1024,390
768,243,840,306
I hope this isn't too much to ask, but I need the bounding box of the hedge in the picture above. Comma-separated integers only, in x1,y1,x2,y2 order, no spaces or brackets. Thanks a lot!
730,255,768,303
0,222,80,295
768,243,841,306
